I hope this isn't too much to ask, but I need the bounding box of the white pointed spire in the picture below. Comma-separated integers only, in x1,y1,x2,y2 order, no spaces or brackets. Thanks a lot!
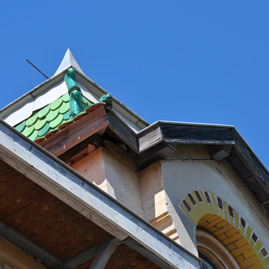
54,49,84,75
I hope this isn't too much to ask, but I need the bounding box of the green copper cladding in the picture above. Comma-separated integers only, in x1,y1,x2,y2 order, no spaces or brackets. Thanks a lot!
65,67,82,119
98,94,113,106
65,67,80,93
69,89,82,119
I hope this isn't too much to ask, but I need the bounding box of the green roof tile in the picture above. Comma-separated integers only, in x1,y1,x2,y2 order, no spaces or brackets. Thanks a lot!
37,105,50,119
50,114,63,129
50,96,63,110
63,111,70,121
14,93,94,141
35,117,47,131
38,122,50,137
59,101,69,114
29,130,38,141
46,109,58,122
15,121,26,132
63,93,69,102
22,125,34,137
26,112,38,127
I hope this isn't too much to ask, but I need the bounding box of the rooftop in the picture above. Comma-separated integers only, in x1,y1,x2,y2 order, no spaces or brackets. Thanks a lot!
0,49,149,132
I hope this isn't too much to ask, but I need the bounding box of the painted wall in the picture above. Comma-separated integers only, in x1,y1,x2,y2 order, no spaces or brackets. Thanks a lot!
102,141,144,217
71,142,269,264
139,161,180,243
160,144,269,255
71,141,182,242
72,142,144,217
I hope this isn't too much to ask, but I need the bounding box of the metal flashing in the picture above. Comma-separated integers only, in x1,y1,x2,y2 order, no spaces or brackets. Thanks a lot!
55,48,84,75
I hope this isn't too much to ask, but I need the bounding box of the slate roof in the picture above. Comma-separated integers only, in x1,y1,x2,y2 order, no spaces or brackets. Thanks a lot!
14,93,93,141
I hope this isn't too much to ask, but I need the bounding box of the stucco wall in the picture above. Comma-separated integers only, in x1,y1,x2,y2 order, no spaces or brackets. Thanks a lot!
71,147,109,191
139,161,180,243
72,142,144,217
71,142,269,262
160,144,269,254
102,141,144,217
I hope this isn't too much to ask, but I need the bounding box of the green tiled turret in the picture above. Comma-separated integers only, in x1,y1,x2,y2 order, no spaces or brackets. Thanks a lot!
14,93,93,141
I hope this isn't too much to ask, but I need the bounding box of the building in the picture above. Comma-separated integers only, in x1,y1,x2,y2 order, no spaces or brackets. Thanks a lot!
0,49,268,268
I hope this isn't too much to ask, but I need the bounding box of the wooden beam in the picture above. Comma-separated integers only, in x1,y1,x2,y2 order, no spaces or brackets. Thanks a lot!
90,238,120,269
138,125,162,153
63,238,118,268
59,134,103,163
0,120,200,269
136,142,175,171
106,110,138,152
0,221,63,268
39,104,109,156
210,145,233,161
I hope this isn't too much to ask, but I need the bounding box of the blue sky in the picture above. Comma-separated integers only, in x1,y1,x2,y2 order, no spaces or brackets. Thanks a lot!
1,1,268,169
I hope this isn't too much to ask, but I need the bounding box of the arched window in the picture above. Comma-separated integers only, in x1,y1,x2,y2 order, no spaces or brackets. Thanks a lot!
199,252,218,269
196,229,239,269
181,191,268,268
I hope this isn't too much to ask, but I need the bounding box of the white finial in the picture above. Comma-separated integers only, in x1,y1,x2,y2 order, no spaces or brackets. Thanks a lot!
54,49,84,75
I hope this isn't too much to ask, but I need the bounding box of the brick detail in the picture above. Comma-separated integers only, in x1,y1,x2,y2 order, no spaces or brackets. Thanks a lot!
188,193,196,205
183,199,191,212
205,191,211,203
217,196,223,209
261,248,268,257
241,217,246,228
252,233,257,242
180,190,268,268
195,191,202,202
228,205,234,217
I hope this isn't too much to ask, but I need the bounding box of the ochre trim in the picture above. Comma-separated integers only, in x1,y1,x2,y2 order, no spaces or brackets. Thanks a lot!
180,191,269,268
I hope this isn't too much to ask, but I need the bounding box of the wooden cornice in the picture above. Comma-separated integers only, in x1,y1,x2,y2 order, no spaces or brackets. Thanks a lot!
37,104,139,161
38,104,109,157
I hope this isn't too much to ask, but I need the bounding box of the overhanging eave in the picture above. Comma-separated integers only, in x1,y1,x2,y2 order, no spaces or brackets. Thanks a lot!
0,119,200,269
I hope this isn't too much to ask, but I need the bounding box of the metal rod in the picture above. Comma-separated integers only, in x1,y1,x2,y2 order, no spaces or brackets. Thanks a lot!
26,59,49,79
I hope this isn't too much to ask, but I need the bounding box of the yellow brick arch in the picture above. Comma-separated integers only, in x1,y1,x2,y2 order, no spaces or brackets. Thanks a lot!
180,190,269,268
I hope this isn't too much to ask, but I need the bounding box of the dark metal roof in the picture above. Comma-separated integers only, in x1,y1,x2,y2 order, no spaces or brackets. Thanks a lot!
136,121,269,212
